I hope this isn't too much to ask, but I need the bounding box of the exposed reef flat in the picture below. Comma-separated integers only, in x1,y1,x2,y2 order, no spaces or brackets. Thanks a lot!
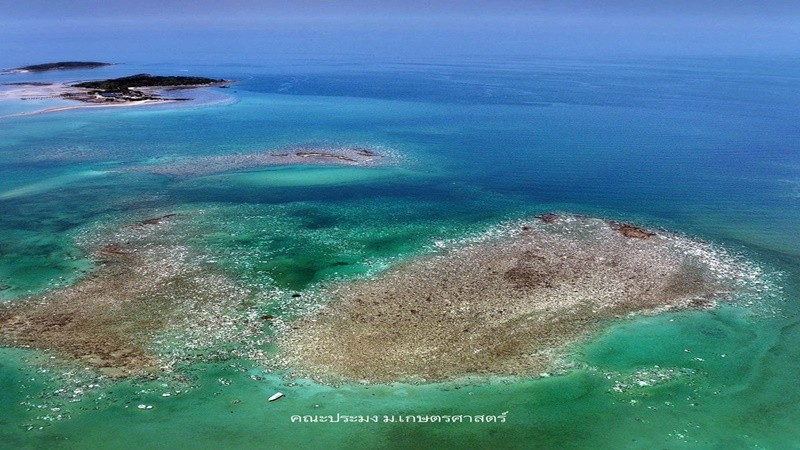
0,214,257,378
0,212,759,383
125,146,386,176
275,215,751,383
2,61,112,74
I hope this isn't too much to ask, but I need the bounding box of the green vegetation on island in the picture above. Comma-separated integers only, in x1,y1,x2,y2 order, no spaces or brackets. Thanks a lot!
73,74,225,91
6,61,112,73
54,73,229,104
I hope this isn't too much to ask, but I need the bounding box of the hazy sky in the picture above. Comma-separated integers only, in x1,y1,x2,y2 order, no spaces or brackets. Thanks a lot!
4,0,800,20
1,0,799,62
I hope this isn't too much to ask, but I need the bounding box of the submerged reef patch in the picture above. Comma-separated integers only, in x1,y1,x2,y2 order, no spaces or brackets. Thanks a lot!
125,145,387,177
274,215,757,383
0,210,766,385
0,213,259,378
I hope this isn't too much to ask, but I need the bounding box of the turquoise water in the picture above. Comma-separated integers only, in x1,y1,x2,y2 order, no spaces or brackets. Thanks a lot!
1,57,799,448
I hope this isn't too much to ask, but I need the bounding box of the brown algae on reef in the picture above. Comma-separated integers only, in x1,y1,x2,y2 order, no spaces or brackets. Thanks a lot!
0,213,258,377
0,211,760,384
275,214,752,383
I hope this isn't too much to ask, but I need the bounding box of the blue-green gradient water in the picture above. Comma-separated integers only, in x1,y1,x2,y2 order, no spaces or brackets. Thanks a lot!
1,57,799,448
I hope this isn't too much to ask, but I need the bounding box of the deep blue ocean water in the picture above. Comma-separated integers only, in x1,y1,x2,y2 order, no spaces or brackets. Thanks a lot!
0,56,799,448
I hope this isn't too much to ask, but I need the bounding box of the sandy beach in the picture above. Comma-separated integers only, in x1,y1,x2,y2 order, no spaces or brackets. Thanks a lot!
1,99,175,118
1,82,184,118
0,82,76,100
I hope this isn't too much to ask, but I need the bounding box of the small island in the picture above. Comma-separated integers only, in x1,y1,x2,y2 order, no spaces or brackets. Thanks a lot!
3,61,112,74
72,74,224,90
64,73,228,103
1,73,230,116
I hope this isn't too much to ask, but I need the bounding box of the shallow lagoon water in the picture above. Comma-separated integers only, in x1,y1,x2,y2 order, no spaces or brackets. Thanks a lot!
0,57,799,448
195,165,419,188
